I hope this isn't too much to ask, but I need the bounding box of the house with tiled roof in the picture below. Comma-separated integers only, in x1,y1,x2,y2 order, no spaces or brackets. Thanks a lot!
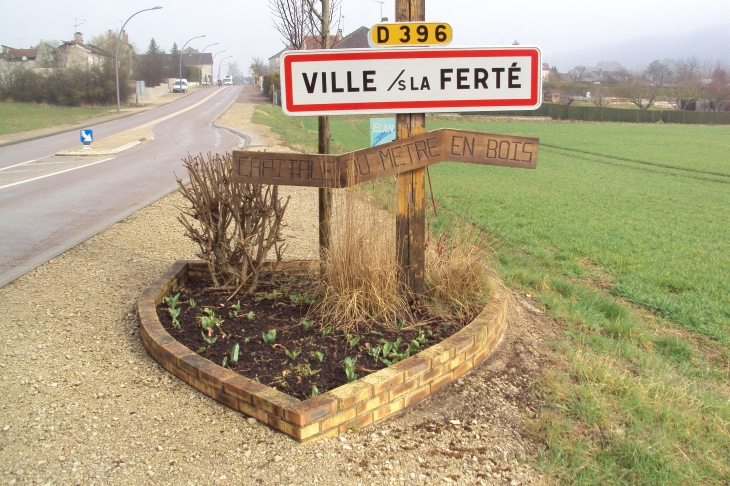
1,46,38,63
332,26,370,49
58,32,110,69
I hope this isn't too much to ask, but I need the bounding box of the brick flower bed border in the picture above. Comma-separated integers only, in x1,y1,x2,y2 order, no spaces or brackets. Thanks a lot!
138,260,509,443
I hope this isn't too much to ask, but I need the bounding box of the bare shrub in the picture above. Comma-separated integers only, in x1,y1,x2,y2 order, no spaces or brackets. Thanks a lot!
176,152,289,292
311,181,409,333
425,221,496,319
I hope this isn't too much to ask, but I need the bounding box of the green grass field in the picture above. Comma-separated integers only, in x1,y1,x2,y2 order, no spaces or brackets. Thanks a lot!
0,102,112,136
253,105,730,484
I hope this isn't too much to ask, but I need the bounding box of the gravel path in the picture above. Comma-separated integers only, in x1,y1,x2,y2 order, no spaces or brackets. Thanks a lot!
0,91,551,485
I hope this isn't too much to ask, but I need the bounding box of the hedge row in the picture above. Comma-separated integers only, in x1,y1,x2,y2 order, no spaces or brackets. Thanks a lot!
475,103,730,125
0,64,132,106
263,72,280,101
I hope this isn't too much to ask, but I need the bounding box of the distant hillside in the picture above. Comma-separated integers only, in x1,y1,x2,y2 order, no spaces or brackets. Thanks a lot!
550,23,730,72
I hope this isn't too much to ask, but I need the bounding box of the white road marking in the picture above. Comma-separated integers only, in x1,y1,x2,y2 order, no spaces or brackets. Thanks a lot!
0,157,45,172
0,157,115,191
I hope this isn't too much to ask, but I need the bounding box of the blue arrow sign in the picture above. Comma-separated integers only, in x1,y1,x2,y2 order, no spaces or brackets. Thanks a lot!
80,129,93,145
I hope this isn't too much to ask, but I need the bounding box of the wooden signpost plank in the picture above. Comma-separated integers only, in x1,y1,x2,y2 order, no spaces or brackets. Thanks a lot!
231,129,538,188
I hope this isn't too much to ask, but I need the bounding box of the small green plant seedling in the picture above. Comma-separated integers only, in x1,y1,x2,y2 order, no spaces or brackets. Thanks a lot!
284,348,301,360
164,293,180,309
313,351,325,363
200,309,222,344
311,385,319,398
304,365,320,376
201,331,217,345
443,323,451,332
321,326,332,337
348,424,360,433
262,329,277,344
196,346,205,354
221,356,228,367
247,311,255,320
349,336,360,348
230,343,240,364
232,301,242,312
397,320,404,331
290,291,315,305
169,307,181,329
343,356,357,382
370,330,384,337
257,289,282,301
189,298,197,308
301,319,314,329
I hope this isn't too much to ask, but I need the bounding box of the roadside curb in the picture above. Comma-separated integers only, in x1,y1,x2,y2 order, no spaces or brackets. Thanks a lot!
138,260,510,443
55,139,145,157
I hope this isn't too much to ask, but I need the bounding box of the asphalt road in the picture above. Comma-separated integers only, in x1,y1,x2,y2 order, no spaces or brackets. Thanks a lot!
0,85,244,287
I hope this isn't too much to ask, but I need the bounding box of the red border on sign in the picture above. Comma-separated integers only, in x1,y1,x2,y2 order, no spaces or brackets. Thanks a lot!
282,48,540,114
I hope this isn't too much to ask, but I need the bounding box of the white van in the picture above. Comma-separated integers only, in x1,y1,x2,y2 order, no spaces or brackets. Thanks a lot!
172,79,188,93
223,75,233,86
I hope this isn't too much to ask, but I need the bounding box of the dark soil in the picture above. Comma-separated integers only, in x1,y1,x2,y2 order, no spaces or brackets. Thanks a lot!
156,269,466,400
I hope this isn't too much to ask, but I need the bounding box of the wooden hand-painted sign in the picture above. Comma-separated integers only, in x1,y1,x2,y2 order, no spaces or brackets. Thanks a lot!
231,129,538,188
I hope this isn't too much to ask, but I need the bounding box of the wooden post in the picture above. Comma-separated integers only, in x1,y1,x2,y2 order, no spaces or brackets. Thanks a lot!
395,0,426,296
318,0,332,263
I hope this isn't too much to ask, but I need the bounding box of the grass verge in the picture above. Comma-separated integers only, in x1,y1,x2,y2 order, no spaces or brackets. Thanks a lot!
0,102,111,136
252,105,730,484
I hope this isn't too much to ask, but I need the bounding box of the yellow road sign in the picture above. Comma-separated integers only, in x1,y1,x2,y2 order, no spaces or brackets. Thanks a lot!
369,22,452,47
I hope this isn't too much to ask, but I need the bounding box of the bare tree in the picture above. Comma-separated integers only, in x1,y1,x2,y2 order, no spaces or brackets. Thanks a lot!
269,0,312,49
707,63,730,111
567,65,587,82
670,56,703,110
617,78,658,110
250,56,271,77
303,0,341,48
590,89,613,107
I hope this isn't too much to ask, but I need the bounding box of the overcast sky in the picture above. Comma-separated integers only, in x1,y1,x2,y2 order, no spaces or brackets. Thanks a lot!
2,0,729,74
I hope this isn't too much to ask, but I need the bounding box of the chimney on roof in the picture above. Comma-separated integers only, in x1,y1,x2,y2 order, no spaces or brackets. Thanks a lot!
74,32,83,44
382,17,388,22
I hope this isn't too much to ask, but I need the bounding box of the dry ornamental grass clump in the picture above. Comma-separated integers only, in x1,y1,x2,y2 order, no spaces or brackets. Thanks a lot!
311,179,496,331
311,183,410,332
425,223,495,318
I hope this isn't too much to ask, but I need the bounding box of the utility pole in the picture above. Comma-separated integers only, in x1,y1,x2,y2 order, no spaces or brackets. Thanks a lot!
395,0,426,296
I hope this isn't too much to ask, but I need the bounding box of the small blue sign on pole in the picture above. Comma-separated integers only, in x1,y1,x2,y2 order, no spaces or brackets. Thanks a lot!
80,129,93,146
370,118,396,147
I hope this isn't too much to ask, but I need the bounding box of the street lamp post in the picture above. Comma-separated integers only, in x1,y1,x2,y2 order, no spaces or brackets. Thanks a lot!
211,49,227,76
178,34,206,93
217,55,232,84
115,6,162,113
197,42,218,87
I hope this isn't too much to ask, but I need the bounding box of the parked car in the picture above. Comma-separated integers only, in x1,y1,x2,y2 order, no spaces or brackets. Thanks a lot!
172,79,188,93
223,75,233,86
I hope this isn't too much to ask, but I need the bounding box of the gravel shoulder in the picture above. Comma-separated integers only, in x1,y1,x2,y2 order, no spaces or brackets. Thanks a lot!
0,95,554,485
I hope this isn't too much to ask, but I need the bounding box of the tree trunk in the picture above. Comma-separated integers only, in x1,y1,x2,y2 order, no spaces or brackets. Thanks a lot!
318,0,332,264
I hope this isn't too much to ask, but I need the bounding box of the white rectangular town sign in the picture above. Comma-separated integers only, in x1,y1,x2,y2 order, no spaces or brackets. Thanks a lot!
280,46,541,116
